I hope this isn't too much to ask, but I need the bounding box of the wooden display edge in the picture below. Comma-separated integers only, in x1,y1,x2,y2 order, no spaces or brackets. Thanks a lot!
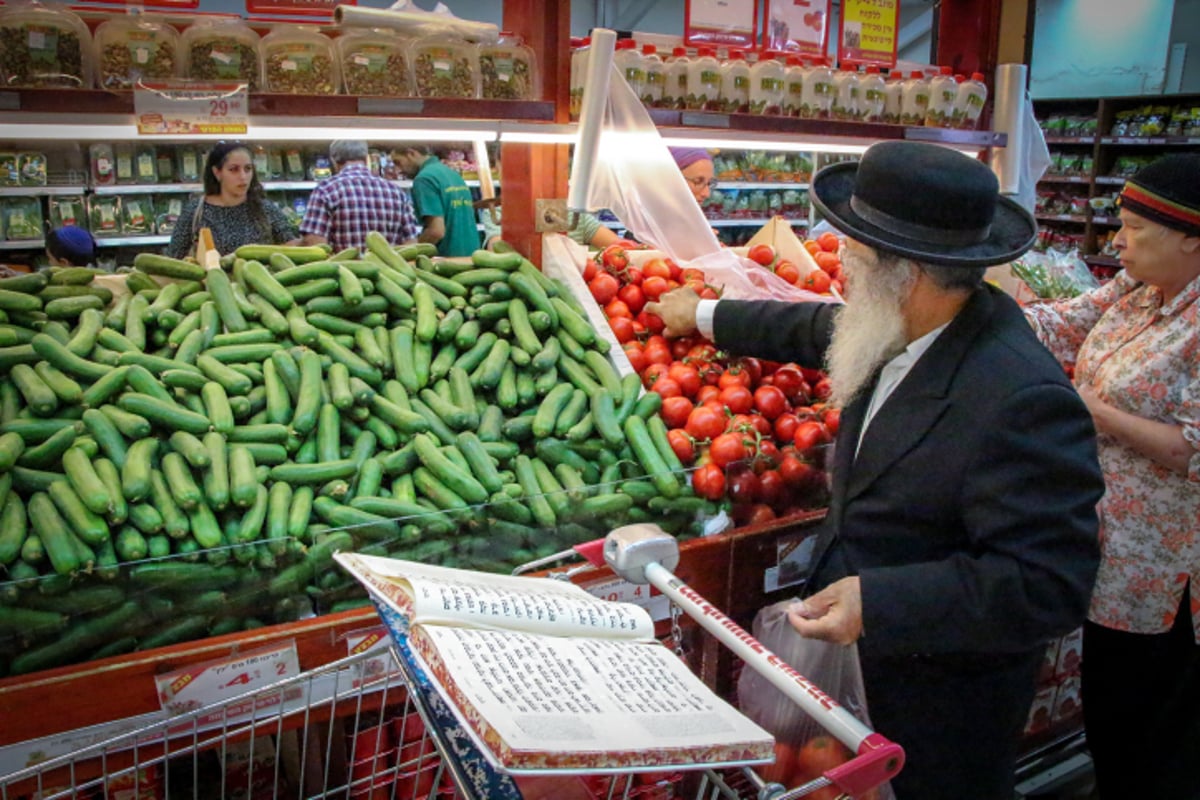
0,511,825,750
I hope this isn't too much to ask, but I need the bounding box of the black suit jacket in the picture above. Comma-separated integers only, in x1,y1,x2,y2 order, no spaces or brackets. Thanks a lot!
713,286,1104,798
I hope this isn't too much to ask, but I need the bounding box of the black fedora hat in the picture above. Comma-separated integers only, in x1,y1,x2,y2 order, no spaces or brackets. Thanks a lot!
809,141,1037,267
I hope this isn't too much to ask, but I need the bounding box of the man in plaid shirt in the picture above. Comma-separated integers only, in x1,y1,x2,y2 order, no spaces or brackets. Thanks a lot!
299,140,419,253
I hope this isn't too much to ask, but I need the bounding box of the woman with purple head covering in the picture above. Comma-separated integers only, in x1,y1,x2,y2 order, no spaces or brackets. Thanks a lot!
669,147,715,206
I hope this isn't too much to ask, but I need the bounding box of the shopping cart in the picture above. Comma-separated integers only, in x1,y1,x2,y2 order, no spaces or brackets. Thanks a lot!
0,525,903,800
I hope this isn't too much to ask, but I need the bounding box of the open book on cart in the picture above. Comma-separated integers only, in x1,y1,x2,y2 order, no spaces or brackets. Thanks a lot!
335,552,775,773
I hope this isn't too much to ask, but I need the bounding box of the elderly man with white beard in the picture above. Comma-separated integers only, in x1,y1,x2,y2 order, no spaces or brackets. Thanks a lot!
644,141,1104,800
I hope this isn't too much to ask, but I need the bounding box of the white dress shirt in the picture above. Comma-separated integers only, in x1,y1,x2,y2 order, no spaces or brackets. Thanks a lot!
857,323,949,455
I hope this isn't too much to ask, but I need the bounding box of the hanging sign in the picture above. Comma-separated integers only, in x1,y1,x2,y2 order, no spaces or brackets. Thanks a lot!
246,0,350,16
837,0,899,67
684,0,760,49
155,642,301,722
765,0,832,59
134,82,248,135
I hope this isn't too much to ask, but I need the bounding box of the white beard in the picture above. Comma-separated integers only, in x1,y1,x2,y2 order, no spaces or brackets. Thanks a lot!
824,249,916,409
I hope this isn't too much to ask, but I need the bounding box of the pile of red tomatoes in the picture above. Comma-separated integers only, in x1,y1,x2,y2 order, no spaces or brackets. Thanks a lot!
746,231,845,295
584,244,839,525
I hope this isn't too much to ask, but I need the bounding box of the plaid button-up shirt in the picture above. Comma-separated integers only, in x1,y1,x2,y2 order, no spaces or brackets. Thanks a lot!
300,163,419,252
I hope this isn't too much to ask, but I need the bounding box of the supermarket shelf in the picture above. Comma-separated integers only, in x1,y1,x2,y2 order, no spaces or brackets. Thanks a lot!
1091,216,1121,227
264,181,318,191
1035,214,1088,224
0,239,43,250
93,184,201,195
1099,135,1200,146
0,186,87,197
95,235,170,247
1094,176,1127,185
709,218,807,227
719,182,811,191
1037,175,1090,185
1043,135,1096,144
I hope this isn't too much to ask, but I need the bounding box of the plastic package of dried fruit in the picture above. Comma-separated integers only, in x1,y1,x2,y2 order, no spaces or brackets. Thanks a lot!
0,1,93,88
337,27,411,97
93,15,179,90
477,33,538,100
260,24,339,95
181,17,260,92
409,34,478,99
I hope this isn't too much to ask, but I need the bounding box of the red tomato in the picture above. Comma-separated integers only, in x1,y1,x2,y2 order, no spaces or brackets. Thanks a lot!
793,420,829,454
623,343,647,374
779,454,817,488
754,439,780,470
600,244,629,271
685,404,727,440
773,412,801,443
752,385,788,420
582,259,598,281
718,367,752,390
729,412,772,438
637,310,665,335
771,366,810,404
802,268,832,294
660,395,694,429
817,232,841,253
747,243,776,266
667,363,702,398
588,272,620,304
608,315,636,344
670,337,694,361
683,277,706,295
650,377,682,398
699,286,721,300
774,260,800,285
726,466,760,503
617,283,646,315
640,275,669,302
795,736,852,799
718,384,753,414
811,377,833,401
691,463,726,500
667,428,695,464
625,267,643,285
680,267,705,283
738,503,777,526
822,407,840,435
696,384,721,405
605,298,632,319
709,432,749,468
642,362,670,389
643,343,672,367
757,469,786,506
642,258,672,280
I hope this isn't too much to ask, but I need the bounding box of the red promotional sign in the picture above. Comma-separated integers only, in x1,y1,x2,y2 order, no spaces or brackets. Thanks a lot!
684,0,759,49
765,0,832,59
246,0,350,16
837,0,899,67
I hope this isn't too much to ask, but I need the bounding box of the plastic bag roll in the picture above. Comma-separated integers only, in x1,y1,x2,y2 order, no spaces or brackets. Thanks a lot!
567,28,616,214
991,63,1027,196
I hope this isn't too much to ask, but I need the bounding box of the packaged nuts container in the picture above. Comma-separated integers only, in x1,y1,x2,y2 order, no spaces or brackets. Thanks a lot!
337,27,410,97
410,35,478,99
94,15,179,90
0,1,92,88
477,34,537,100
261,25,338,95
182,18,260,91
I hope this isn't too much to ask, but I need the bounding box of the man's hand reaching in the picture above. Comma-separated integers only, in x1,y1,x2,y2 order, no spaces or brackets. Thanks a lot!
787,577,864,645
642,287,702,338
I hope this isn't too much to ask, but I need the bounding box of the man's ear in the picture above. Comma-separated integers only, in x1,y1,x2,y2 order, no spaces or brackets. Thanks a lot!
1181,235,1200,255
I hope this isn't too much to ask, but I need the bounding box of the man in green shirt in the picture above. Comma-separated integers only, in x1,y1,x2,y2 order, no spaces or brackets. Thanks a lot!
391,146,480,257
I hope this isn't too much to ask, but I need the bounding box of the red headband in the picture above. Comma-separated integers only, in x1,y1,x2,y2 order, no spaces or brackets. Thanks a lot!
1119,182,1200,236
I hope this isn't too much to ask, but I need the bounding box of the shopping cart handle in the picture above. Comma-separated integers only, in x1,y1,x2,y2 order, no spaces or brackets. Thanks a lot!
825,733,906,796
573,538,608,569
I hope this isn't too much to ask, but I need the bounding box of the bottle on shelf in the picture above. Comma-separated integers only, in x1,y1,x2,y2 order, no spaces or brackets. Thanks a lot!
831,62,859,121
569,36,590,119
662,46,690,110
748,50,786,115
720,49,751,113
859,65,887,123
900,70,930,126
687,47,723,111
783,56,807,117
952,72,988,130
883,69,905,124
800,57,834,119
614,39,644,98
640,43,665,108
925,66,957,127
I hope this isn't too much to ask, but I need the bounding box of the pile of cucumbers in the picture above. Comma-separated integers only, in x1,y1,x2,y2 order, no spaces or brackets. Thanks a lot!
0,233,710,676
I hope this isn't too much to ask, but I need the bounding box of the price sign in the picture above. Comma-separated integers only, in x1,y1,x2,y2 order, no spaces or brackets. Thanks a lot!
344,625,403,688
155,641,300,721
766,0,832,58
685,0,760,49
134,82,248,136
583,577,671,622
838,0,899,67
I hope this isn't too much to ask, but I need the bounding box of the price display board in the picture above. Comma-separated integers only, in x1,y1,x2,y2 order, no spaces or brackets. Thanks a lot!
765,0,832,59
155,641,301,724
837,0,899,67
685,0,760,49
134,82,248,135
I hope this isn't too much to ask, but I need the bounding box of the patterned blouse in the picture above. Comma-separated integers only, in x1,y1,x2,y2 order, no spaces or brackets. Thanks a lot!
1026,270,1200,641
166,196,298,259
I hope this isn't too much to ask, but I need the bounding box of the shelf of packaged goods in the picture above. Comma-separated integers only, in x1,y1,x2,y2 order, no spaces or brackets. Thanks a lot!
1094,176,1127,186
1035,214,1088,224
0,239,44,250
1037,175,1091,185
1091,216,1121,227
95,235,171,248
1099,135,1200,146
93,184,202,196
0,186,87,197
718,182,811,191
1042,135,1097,145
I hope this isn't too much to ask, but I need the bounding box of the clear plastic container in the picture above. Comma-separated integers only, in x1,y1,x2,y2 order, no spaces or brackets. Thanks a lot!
478,34,538,100
134,143,157,184
0,153,18,187
337,27,410,97
113,142,136,185
883,69,904,124
662,46,689,111
1,196,43,240
182,18,260,91
18,151,47,186
858,65,886,122
686,47,722,111
410,35,479,98
799,58,834,119
639,43,664,107
613,38,644,98
121,193,154,235
748,51,786,115
283,146,306,180
924,65,956,127
952,72,988,129
0,2,92,88
48,194,85,229
831,65,858,120
156,194,184,235
94,15,179,90
899,70,930,125
720,49,751,113
175,145,201,183
261,25,338,94
568,37,590,119
88,194,122,237
783,56,807,117
251,144,270,178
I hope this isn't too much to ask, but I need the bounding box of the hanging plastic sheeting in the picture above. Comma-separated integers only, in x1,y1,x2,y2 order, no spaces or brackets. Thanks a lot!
334,0,499,44
575,58,834,303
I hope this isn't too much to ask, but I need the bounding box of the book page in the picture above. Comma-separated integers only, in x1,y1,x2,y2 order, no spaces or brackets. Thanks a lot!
411,625,775,772
335,553,655,641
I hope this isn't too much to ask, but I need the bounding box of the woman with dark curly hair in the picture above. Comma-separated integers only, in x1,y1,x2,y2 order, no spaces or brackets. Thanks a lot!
166,141,297,259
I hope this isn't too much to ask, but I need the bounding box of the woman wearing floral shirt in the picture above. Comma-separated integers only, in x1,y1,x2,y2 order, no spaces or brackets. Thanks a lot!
1025,153,1200,800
